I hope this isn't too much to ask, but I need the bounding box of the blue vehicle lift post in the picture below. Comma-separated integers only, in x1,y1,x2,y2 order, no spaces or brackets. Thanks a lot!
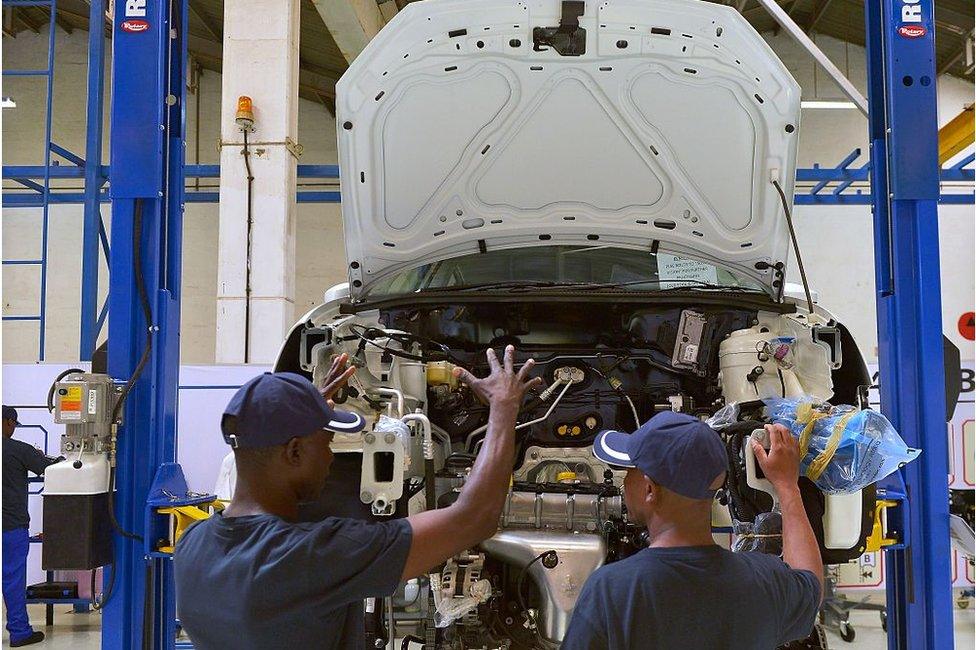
102,1,187,648
865,0,954,648
79,0,108,360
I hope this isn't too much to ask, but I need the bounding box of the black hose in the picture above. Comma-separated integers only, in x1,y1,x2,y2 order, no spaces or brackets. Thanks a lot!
108,466,143,541
111,199,155,426
46,368,86,413
424,458,437,511
242,129,255,363
401,635,425,650
772,179,815,314
104,198,151,543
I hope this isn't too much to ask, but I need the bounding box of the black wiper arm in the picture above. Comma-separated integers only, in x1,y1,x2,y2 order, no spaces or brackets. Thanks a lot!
419,280,593,293
415,280,761,294
565,280,762,292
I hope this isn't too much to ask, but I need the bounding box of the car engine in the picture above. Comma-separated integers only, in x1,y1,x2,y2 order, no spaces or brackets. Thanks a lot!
277,297,868,649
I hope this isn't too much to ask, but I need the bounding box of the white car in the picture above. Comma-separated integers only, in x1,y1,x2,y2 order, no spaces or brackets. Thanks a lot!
275,1,873,647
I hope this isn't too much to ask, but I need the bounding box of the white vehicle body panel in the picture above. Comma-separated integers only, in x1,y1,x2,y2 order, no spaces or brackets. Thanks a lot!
336,0,801,297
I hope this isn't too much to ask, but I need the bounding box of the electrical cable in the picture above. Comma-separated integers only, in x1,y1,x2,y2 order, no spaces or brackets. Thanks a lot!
587,362,641,428
46,368,86,412
242,129,255,363
772,179,815,314
515,550,558,645
343,324,427,362
624,394,641,429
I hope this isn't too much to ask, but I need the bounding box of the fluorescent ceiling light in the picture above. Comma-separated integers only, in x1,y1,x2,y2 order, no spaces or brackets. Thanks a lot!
801,100,858,110
1,97,16,109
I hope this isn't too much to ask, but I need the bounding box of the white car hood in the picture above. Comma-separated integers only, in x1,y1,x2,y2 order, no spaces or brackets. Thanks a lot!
336,0,800,298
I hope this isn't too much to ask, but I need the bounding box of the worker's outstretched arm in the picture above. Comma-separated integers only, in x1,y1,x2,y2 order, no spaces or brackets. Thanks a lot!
401,345,541,580
752,424,825,601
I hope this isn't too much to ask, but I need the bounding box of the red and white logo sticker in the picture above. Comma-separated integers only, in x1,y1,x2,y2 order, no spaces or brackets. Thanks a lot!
121,19,150,33
959,312,975,342
897,25,926,38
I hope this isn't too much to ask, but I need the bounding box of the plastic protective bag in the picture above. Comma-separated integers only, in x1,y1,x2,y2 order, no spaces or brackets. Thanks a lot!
732,509,783,555
706,402,741,430
764,397,920,494
431,574,492,628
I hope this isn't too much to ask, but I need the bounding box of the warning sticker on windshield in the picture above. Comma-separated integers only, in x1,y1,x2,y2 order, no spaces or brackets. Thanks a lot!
657,254,718,289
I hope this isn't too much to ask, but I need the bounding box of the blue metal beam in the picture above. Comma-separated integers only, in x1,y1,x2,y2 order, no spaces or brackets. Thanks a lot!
35,0,57,361
7,186,970,207
2,69,52,77
12,177,45,193
6,164,970,207
809,148,861,195
79,0,107,361
48,142,85,167
2,164,106,179
865,0,954,647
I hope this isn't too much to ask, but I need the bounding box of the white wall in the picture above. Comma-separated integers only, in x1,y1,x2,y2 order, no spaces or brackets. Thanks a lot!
2,27,974,365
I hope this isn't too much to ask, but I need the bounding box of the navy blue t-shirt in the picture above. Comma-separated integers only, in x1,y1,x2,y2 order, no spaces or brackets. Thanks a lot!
3,436,60,531
562,545,820,650
174,512,412,650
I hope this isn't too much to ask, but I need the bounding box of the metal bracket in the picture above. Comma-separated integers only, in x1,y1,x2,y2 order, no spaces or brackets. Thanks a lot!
533,1,586,56
217,137,304,160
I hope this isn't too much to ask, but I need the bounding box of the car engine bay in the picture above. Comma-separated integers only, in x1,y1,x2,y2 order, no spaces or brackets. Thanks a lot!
276,296,870,649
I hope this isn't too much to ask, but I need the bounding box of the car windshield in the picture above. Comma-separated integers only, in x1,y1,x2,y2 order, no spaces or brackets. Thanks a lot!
363,246,767,297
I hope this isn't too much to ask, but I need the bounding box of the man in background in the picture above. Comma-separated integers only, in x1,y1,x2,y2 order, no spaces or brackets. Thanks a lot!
3,405,62,647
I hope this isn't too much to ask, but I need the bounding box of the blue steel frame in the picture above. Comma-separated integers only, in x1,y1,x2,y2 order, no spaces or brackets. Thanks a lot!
865,0,955,648
0,0,59,360
102,0,187,648
5,163,971,207
0,0,110,362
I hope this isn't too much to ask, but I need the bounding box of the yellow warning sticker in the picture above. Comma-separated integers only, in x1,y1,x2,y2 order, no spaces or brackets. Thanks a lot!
62,386,82,412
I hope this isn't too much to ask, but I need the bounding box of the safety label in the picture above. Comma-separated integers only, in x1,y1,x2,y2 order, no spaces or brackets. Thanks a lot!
60,386,83,420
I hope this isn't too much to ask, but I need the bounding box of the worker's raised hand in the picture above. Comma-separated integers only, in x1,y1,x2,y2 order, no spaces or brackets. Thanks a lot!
752,423,801,491
453,345,543,411
320,353,357,406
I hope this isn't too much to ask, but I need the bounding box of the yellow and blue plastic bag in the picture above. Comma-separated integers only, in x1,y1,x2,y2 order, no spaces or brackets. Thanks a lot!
763,397,921,494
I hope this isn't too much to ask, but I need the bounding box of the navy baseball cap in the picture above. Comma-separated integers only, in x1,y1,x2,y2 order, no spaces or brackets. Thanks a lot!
593,411,727,500
2,405,20,425
221,373,366,449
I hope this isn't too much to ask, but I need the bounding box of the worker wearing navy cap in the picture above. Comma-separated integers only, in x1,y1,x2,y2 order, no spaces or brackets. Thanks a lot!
175,349,541,650
563,413,823,650
3,405,62,647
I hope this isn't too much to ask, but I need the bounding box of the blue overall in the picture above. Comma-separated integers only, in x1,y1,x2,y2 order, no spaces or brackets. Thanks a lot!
2,527,34,642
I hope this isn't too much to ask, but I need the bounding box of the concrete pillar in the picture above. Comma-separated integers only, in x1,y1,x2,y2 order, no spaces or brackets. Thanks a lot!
216,0,300,363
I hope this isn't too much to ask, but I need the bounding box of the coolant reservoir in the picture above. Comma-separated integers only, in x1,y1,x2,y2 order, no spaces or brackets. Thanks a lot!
718,327,804,403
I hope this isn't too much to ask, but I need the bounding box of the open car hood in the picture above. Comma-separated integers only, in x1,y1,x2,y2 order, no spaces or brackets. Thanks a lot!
336,0,800,298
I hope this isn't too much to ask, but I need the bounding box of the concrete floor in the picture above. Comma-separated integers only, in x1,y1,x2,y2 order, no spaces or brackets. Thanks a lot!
6,600,974,648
